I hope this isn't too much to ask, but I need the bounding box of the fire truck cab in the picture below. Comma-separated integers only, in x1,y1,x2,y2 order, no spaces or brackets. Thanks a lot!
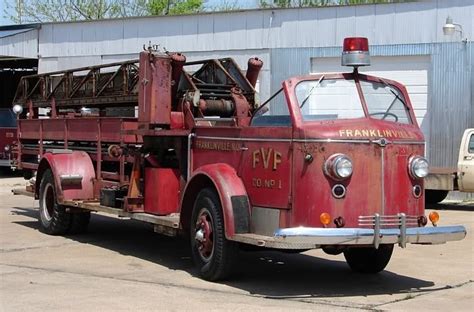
12,38,466,281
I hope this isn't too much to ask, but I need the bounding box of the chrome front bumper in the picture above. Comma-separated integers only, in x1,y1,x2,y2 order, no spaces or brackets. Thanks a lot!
274,225,466,248
232,213,466,250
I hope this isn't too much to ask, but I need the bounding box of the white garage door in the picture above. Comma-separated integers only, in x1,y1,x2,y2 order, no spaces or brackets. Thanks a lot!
311,55,430,155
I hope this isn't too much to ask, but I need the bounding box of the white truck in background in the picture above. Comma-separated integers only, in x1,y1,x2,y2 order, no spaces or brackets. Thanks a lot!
425,129,474,204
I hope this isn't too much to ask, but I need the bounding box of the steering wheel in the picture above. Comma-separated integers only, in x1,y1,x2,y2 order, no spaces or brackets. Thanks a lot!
369,112,398,122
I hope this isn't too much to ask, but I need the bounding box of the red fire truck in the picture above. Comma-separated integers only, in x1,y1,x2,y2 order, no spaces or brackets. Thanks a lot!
12,38,466,281
0,108,16,168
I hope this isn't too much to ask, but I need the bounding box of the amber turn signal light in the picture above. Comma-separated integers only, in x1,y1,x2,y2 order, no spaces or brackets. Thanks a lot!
320,213,331,226
429,211,440,226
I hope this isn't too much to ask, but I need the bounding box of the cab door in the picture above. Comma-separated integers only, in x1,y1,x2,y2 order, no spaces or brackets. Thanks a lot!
458,129,474,192
239,88,293,209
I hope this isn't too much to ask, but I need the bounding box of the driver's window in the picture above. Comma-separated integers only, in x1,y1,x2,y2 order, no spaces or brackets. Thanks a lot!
360,81,412,124
251,89,291,127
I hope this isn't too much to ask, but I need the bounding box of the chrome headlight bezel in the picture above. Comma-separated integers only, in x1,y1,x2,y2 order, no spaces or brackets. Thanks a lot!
409,155,429,179
324,153,353,180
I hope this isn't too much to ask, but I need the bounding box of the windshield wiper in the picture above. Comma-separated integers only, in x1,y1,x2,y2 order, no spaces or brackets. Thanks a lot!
389,88,407,106
379,78,408,108
300,75,325,109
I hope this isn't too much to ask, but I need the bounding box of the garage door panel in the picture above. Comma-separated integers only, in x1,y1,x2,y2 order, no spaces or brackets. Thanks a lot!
362,71,427,85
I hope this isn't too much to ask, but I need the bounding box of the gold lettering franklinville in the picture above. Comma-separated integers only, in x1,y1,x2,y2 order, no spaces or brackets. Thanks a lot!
338,129,417,139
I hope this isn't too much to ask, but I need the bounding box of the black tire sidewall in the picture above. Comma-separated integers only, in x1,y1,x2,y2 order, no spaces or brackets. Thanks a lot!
38,169,71,235
344,244,394,274
190,188,235,281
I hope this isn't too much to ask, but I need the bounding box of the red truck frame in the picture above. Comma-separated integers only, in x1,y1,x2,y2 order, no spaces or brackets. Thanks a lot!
12,39,466,281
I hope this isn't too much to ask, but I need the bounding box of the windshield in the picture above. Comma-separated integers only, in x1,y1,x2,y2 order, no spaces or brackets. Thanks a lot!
295,78,411,124
360,80,411,124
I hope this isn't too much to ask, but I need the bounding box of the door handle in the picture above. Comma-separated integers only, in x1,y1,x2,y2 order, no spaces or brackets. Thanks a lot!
464,156,473,160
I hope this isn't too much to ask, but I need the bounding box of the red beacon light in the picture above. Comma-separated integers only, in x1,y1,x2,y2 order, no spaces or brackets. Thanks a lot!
341,37,370,68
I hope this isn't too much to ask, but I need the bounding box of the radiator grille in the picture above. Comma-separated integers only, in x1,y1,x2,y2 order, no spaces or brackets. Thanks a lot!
359,214,418,228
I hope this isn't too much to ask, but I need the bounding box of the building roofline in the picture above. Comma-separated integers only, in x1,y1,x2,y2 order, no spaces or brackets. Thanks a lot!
0,23,41,31
0,1,419,28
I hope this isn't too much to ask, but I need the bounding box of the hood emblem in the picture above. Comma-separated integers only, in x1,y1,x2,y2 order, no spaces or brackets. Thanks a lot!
372,138,391,147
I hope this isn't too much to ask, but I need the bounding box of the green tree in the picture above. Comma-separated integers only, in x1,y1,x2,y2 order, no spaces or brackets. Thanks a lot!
147,0,203,15
3,0,203,24
259,0,409,8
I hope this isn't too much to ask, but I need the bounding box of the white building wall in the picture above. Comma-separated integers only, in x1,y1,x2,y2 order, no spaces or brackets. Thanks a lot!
0,29,38,59
36,0,473,62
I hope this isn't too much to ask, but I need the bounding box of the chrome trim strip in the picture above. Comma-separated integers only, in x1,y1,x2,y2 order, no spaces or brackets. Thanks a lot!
374,213,381,249
195,136,424,145
187,133,195,180
294,138,371,143
399,213,407,248
381,148,385,216
392,141,425,145
195,136,292,143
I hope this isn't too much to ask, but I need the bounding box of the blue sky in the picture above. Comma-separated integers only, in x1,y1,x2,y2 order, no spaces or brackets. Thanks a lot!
0,0,259,26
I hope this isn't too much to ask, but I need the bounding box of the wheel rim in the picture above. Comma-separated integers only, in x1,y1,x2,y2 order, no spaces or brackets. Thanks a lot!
194,208,214,262
41,183,54,222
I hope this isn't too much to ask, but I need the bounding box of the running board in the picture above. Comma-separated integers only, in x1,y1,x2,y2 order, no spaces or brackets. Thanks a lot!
63,200,180,236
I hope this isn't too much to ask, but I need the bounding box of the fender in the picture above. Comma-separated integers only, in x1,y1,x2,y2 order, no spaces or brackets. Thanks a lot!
36,151,95,203
181,163,250,239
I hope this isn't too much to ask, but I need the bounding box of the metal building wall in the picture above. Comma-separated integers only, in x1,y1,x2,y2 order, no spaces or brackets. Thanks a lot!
271,42,474,168
0,29,38,59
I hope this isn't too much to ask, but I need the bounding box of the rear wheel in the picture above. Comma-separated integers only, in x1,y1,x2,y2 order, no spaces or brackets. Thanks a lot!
38,169,71,235
344,244,394,274
425,190,449,204
190,188,237,281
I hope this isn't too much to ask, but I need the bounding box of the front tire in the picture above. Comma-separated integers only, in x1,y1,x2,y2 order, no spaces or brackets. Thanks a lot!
344,244,394,274
190,188,237,281
38,169,71,235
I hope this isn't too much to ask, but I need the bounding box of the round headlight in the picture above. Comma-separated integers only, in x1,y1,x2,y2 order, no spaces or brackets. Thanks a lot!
325,154,353,180
4,145,10,152
409,156,429,179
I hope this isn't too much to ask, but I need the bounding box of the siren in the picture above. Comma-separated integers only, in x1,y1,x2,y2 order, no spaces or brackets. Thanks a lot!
341,37,370,68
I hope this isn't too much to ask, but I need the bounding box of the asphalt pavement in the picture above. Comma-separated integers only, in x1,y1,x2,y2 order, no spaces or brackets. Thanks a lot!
0,173,472,311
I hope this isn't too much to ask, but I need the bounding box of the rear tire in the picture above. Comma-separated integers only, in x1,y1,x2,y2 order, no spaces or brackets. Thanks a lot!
190,188,237,281
425,190,449,204
344,244,394,274
38,169,71,235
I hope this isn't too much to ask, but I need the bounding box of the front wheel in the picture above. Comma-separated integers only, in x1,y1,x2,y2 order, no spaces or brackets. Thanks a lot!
343,244,394,274
190,188,237,281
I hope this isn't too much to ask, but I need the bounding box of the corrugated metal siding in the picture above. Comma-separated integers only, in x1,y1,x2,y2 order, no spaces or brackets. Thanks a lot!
35,0,473,59
271,42,473,168
0,29,38,59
